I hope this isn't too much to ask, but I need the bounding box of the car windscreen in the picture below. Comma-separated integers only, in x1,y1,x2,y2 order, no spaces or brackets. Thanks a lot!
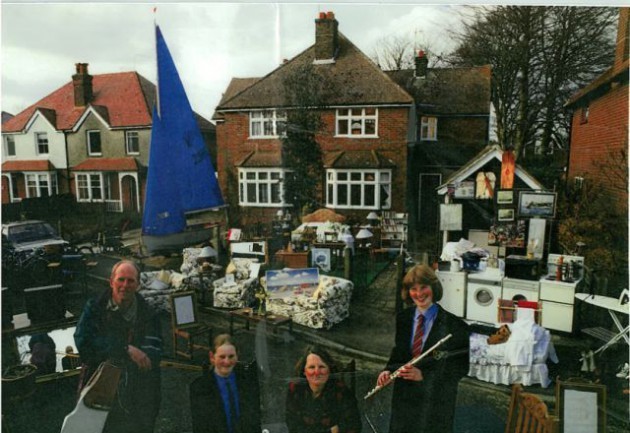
7,223,58,244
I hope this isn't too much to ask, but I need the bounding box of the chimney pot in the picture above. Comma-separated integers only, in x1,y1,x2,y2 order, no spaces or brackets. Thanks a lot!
415,52,429,78
315,10,339,61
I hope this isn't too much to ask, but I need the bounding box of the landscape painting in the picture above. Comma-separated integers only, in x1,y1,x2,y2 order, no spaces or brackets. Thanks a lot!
518,191,557,218
265,267,320,299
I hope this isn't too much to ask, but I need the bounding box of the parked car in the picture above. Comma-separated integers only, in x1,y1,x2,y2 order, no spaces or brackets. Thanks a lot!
2,220,69,255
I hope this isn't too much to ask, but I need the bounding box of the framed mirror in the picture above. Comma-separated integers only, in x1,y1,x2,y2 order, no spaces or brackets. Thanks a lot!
556,378,606,433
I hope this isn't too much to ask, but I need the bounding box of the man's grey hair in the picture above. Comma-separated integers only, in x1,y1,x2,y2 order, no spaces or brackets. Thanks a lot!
110,260,141,280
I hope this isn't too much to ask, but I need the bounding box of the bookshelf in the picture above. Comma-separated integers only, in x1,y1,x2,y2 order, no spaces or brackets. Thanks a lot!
381,212,408,248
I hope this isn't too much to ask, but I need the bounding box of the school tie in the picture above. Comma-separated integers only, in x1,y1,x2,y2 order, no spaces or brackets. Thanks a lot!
226,379,238,432
412,314,425,357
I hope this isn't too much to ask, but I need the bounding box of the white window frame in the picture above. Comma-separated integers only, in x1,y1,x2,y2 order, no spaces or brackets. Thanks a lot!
249,110,287,139
87,130,102,156
125,131,140,155
35,132,49,155
238,168,287,207
420,116,437,141
24,172,58,198
335,108,378,137
4,135,16,157
76,172,105,202
326,169,391,210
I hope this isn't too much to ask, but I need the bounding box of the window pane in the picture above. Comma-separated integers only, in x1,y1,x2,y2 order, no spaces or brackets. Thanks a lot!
350,172,361,181
126,131,139,154
337,184,348,205
338,119,348,135
364,172,375,181
6,136,15,156
247,184,256,202
246,172,256,180
338,173,347,181
351,108,362,116
380,184,391,209
350,184,361,206
252,122,261,136
88,131,101,154
271,172,280,180
338,109,348,116
365,184,375,207
271,183,281,203
365,119,376,135
258,184,268,203
259,172,268,180
327,184,333,205
37,133,49,154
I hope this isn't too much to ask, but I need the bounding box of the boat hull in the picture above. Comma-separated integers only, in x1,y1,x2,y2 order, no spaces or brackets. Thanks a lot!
142,224,215,254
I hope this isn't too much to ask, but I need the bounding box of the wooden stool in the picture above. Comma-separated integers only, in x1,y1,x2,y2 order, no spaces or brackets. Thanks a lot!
173,325,212,361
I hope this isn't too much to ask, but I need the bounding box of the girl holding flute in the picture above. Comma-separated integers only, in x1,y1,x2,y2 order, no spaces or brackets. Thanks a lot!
376,264,469,432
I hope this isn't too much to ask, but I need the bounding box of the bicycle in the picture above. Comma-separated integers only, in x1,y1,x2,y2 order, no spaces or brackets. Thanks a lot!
1,244,52,289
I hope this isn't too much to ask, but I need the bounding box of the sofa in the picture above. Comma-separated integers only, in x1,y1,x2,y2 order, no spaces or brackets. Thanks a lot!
263,275,354,329
212,258,259,309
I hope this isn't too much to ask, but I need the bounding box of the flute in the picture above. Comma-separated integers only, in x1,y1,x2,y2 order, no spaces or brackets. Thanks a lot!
364,333,452,400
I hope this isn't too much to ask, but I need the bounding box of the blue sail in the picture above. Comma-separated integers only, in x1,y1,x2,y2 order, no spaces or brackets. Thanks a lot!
142,26,224,237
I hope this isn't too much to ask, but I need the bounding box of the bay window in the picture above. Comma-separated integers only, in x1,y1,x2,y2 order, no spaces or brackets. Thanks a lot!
326,169,391,209
238,168,286,206
76,173,104,201
24,172,58,198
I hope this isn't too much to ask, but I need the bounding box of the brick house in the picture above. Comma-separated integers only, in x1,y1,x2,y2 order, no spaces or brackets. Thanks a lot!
387,52,492,251
1,64,215,213
565,8,629,210
214,12,414,229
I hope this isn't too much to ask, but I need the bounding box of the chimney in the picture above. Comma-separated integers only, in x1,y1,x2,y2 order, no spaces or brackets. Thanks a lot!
314,11,338,63
415,50,428,78
72,63,93,107
614,7,629,73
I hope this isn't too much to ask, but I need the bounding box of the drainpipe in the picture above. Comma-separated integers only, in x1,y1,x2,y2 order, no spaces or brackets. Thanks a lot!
63,130,72,194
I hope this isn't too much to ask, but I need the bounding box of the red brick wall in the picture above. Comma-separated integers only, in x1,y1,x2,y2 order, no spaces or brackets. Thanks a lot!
568,80,628,207
216,107,409,226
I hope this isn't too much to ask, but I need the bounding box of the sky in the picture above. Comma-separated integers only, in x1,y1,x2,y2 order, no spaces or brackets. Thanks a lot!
1,2,466,121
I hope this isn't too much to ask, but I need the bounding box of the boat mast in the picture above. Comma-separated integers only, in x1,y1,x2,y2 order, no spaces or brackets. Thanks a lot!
154,9,161,119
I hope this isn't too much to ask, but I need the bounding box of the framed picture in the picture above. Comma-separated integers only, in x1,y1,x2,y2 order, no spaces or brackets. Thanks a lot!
518,191,557,218
453,180,475,199
312,248,331,272
556,379,606,433
497,208,515,222
170,291,199,329
496,189,514,205
265,267,319,299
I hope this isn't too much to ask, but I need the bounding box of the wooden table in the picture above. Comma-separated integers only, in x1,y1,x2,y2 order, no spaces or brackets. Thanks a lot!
229,308,292,335
274,250,310,268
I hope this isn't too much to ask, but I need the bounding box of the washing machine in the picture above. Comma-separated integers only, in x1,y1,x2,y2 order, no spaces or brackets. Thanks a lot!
502,277,540,302
466,269,503,325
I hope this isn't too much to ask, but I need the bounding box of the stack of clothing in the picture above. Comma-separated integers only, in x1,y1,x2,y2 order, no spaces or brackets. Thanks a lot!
468,308,559,387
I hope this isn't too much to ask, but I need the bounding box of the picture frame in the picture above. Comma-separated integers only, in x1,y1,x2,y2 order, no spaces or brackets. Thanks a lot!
497,208,515,222
518,191,557,218
496,189,514,205
170,291,199,329
265,267,319,299
312,248,331,272
556,378,606,433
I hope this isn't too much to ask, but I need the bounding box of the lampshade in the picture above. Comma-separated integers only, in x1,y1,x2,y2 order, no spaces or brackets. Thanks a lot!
276,210,284,218
199,246,218,258
356,228,373,240
366,211,379,221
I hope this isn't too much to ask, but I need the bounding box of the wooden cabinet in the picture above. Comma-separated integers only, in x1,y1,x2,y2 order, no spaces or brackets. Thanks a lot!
275,250,310,269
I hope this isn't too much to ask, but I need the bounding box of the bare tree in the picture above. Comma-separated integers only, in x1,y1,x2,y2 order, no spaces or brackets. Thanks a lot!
371,32,450,71
452,6,616,160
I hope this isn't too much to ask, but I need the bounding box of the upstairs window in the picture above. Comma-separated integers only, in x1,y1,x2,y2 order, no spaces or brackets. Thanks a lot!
35,132,49,155
238,168,286,206
420,116,437,141
249,110,287,138
87,130,102,156
336,108,377,137
580,105,589,124
126,131,140,154
4,135,16,157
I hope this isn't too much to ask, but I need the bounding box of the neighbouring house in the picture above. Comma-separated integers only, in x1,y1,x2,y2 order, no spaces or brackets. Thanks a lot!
1,63,216,214
214,11,414,238
564,7,628,210
387,52,493,252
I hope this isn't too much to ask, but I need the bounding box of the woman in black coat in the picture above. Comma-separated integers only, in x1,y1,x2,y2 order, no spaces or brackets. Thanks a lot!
189,334,261,433
376,264,469,433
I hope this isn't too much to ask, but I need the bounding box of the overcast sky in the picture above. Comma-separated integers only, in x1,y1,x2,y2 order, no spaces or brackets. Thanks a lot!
0,2,471,121
1,2,624,122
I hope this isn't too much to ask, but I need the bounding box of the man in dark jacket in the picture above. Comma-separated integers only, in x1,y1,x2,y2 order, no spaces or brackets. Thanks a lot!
74,260,162,433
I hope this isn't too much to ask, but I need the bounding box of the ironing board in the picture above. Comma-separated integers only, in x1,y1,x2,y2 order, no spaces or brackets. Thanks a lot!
575,293,629,357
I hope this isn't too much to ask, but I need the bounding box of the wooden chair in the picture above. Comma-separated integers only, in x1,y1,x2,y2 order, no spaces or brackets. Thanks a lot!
170,291,212,361
505,384,559,433
498,299,543,325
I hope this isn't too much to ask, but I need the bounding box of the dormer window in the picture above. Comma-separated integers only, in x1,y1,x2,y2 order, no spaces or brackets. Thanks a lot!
420,116,437,141
250,110,287,138
87,130,102,156
336,108,378,137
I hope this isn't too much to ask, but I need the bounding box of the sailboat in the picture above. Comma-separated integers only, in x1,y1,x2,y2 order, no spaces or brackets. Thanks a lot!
142,26,225,254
